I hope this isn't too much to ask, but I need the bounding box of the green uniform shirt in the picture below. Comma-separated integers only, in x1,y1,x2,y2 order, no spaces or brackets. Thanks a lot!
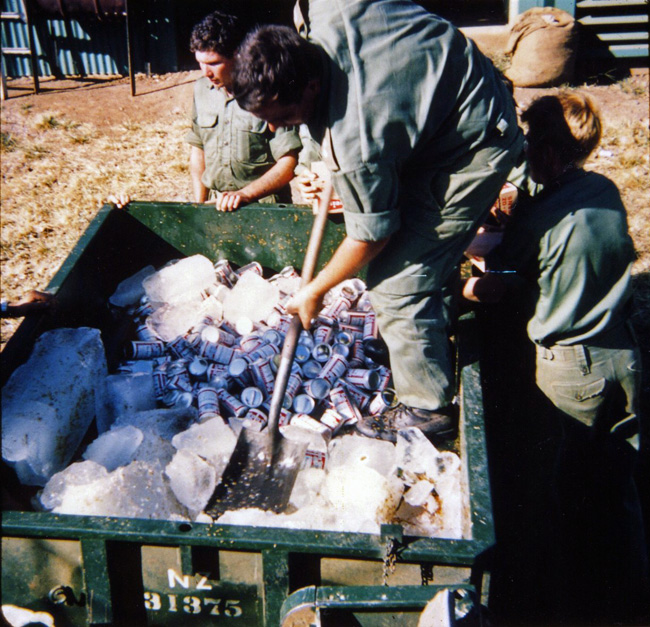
185,77,302,192
299,0,520,243
491,169,636,346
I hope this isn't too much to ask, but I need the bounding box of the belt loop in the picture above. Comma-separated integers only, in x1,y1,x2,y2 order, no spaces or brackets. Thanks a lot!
575,345,591,375
538,345,553,361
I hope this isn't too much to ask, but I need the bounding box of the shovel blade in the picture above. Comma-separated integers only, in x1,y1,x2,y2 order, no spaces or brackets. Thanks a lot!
205,427,308,520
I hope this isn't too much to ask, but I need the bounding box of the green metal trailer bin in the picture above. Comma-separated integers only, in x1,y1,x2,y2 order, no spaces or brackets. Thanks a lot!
1,202,494,626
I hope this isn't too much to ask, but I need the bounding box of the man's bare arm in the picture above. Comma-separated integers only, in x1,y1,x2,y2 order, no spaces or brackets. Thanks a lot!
190,146,210,203
216,151,299,212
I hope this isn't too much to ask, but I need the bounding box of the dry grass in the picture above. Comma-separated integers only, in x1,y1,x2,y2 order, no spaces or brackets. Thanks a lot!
1,100,192,346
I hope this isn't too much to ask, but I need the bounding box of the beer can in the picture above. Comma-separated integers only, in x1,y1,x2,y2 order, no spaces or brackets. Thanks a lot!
330,384,362,424
331,343,350,359
294,343,312,364
313,324,333,345
363,311,378,340
240,333,265,353
283,371,303,409
202,326,236,347
304,449,327,470
188,357,209,380
162,389,194,409
298,330,315,350
271,313,292,334
368,388,398,416
345,368,381,390
248,342,280,362
301,359,322,379
214,259,239,287
338,324,363,341
126,340,166,360
199,340,236,365
320,407,346,435
278,406,293,427
227,357,252,387
293,394,316,415
324,295,353,319
312,343,332,363
133,301,155,318
152,366,167,400
241,386,264,408
319,353,349,386
375,365,392,391
338,310,369,328
216,388,247,417
167,336,196,361
316,313,336,327
334,331,355,347
250,357,275,396
304,377,331,400
166,369,193,393
135,323,158,341
197,385,221,421
262,328,284,346
340,380,372,411
235,261,263,277
244,408,268,430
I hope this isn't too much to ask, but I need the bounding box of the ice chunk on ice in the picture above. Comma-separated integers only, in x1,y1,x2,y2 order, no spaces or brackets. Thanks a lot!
96,373,157,433
171,416,237,481
39,460,109,510
290,466,326,509
395,428,443,482
165,449,217,513
109,265,156,309
328,433,396,477
40,460,190,520
143,255,216,306
1,328,107,486
147,295,224,342
83,425,144,471
114,406,198,441
222,271,280,325
321,465,403,528
404,479,436,507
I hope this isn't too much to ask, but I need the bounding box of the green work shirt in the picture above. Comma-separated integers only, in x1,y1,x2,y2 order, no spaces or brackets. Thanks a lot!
185,77,302,192
298,0,520,242
490,169,636,346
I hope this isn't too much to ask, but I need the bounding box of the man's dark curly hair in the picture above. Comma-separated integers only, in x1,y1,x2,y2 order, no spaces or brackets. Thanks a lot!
189,11,247,58
231,25,322,112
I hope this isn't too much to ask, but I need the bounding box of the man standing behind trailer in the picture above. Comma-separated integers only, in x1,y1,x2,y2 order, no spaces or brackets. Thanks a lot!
186,11,302,212
230,0,524,440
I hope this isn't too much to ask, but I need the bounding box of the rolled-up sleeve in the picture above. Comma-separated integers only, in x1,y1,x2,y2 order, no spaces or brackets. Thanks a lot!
269,126,303,160
185,99,203,149
334,161,401,241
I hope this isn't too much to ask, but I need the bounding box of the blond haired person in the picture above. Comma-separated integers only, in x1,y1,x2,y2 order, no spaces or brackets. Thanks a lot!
465,91,648,624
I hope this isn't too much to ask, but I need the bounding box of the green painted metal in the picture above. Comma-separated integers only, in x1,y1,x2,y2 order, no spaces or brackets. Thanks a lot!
1,202,494,627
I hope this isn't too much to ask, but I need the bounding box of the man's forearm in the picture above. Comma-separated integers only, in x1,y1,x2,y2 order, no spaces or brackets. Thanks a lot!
238,152,298,201
190,146,209,203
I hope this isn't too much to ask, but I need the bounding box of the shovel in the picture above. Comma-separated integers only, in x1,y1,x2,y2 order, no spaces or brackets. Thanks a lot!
205,180,334,519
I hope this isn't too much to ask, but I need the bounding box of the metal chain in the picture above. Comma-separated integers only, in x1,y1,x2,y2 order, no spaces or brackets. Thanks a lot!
382,537,399,586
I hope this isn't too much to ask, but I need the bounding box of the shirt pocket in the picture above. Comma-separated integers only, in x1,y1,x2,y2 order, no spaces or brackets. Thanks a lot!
197,111,218,128
236,128,273,165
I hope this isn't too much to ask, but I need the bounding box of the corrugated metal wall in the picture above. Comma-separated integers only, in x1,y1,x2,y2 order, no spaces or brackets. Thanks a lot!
1,0,177,78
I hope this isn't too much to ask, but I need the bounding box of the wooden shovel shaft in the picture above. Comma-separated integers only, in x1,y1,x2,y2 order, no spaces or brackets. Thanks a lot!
265,180,334,436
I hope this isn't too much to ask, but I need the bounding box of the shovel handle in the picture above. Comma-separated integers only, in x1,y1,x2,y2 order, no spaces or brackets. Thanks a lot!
266,180,334,435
